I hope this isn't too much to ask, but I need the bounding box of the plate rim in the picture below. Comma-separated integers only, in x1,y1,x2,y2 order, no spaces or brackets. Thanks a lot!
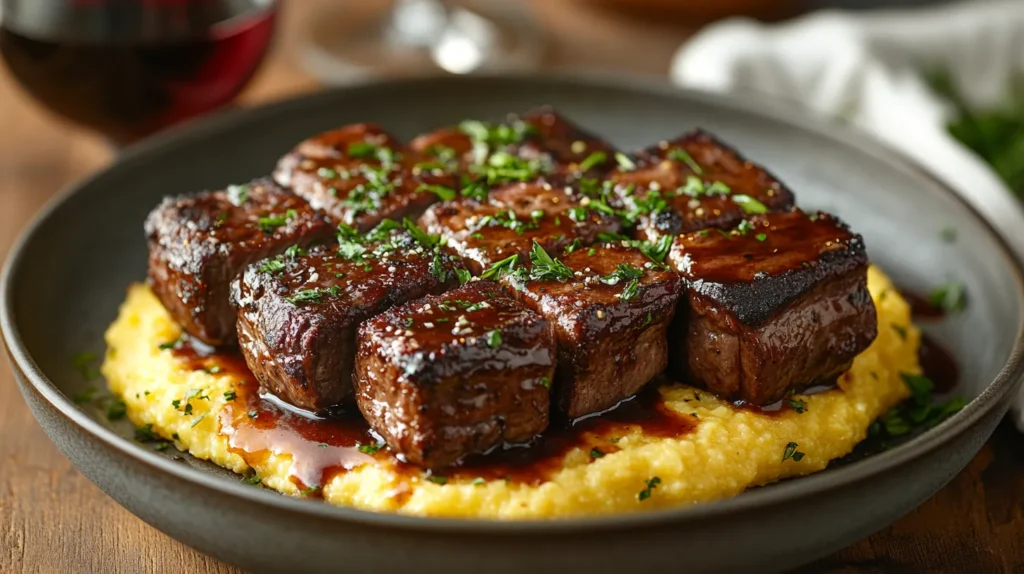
4,71,1024,534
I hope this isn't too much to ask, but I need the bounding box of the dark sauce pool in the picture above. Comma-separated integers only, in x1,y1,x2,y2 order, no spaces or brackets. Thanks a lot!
170,340,696,494
167,282,961,494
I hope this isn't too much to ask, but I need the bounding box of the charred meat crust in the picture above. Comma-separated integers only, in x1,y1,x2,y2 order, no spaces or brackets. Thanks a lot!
668,210,877,405
230,224,463,412
355,281,555,469
501,243,685,417
144,178,333,346
273,123,458,232
419,180,622,275
608,130,795,240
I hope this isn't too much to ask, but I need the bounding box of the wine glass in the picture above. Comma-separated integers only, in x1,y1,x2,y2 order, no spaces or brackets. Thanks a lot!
0,0,278,146
300,0,543,83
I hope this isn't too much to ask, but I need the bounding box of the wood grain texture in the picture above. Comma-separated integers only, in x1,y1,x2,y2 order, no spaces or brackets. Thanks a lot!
1,1,1022,573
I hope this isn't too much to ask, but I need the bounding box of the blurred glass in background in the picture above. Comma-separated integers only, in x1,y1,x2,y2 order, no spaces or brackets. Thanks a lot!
0,0,277,145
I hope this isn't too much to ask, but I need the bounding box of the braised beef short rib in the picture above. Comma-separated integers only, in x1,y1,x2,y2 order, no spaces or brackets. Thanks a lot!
668,209,877,406
145,178,333,346
355,281,556,469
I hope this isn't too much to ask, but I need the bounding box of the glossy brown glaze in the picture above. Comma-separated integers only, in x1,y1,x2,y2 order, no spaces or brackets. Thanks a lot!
230,222,462,413
145,178,334,346
169,338,694,489
669,210,876,406
440,385,696,486
409,108,616,180
502,243,685,417
419,180,621,274
274,123,458,232
608,130,795,241
354,281,556,469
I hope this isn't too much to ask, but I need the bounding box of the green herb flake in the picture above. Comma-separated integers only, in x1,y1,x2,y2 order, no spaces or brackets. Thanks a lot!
637,476,662,501
940,227,957,243
486,330,502,349
224,390,237,401
73,386,98,404
929,282,967,313
72,351,100,380
539,376,551,390
427,475,448,485
528,241,574,282
590,448,606,459
248,410,259,419
732,194,768,214
347,141,377,158
106,399,127,421
317,166,338,179
615,152,637,171
242,474,262,486
472,477,486,486
668,148,703,174
190,414,206,428
300,485,322,497
134,424,160,442
417,183,457,202
226,184,249,206
158,336,182,351
357,442,384,455
786,399,807,414
578,151,608,173
755,233,768,242
782,442,805,462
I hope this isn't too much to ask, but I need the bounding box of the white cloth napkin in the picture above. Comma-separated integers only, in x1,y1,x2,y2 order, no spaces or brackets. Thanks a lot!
669,0,1024,430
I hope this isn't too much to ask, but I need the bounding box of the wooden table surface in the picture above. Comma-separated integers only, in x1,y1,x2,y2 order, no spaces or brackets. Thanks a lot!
1,2,1022,572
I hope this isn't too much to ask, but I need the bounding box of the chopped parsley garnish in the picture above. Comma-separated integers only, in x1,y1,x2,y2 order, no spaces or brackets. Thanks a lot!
600,263,644,286
158,336,183,351
404,317,414,328
300,485,321,497
486,330,502,349
426,475,448,485
638,235,673,265
564,238,584,254
578,151,608,173
929,281,966,313
615,152,636,171
417,183,457,202
72,351,99,381
528,241,574,281
258,209,298,232
248,410,259,419
259,257,287,274
786,399,807,414
73,386,97,404
286,285,342,305
347,141,378,158
242,474,262,485
736,220,755,235
357,442,384,454
480,254,519,280
317,166,338,179
619,278,640,301
637,476,661,501
134,424,160,442
705,181,731,195
668,148,703,174
106,399,127,421
539,376,551,389
642,312,653,327
472,151,543,184
190,414,206,428
755,233,768,242
403,217,441,248
587,248,596,256
472,477,486,486
455,270,471,286
732,195,768,214
782,442,805,462
226,184,249,206
891,324,908,340
223,391,237,401
460,178,490,201
590,448,606,459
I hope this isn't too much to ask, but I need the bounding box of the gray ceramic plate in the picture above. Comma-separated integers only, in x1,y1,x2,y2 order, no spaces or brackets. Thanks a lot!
4,75,1024,574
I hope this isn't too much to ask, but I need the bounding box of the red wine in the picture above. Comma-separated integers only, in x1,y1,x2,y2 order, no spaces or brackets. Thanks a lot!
0,1,277,144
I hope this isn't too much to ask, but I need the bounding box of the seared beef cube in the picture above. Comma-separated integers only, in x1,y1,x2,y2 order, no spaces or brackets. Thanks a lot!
609,130,794,241
231,221,463,412
410,109,616,180
274,123,457,232
145,179,333,346
668,210,876,405
501,242,685,418
355,281,555,468
419,180,621,275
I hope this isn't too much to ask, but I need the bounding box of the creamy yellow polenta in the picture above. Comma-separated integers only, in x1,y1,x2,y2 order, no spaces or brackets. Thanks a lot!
102,266,917,519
